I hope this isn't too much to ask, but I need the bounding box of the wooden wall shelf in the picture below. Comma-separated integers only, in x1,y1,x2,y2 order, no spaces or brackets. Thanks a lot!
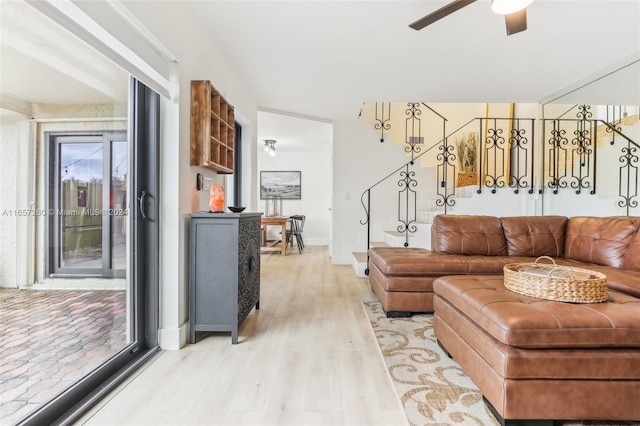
190,80,235,174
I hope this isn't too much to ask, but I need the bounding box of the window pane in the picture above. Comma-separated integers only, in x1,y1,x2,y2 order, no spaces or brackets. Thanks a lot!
110,140,127,271
59,142,104,269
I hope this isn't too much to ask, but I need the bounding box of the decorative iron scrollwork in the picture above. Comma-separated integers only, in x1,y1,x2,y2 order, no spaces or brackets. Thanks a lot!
405,102,423,161
545,107,640,210
374,102,391,143
509,123,533,194
605,105,623,145
397,166,417,247
483,121,507,194
435,142,456,211
360,190,370,226
571,106,594,194
547,121,569,194
619,145,639,214
576,104,593,120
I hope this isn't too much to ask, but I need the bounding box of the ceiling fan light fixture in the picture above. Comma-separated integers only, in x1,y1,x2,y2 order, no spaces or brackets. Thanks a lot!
491,0,533,15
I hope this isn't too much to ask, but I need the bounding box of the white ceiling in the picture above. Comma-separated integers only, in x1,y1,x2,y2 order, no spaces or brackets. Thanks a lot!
191,0,640,122
258,111,333,152
1,1,638,151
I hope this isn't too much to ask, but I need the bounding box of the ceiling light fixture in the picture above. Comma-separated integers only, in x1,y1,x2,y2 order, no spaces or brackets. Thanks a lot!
491,0,533,15
264,139,277,157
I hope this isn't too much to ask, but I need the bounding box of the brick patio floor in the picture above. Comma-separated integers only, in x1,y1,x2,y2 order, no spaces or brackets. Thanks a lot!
0,289,126,425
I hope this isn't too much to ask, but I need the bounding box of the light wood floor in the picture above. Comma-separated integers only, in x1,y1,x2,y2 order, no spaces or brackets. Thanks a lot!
76,246,407,425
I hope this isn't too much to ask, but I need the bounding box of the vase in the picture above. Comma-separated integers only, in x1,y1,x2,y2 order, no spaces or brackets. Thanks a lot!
265,195,282,217
209,183,225,212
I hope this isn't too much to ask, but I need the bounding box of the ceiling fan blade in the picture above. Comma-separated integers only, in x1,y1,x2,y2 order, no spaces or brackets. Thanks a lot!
409,0,477,31
504,9,528,35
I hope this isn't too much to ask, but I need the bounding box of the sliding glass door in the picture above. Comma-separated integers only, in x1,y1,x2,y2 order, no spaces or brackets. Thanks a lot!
48,132,127,277
19,79,160,426
1,2,159,424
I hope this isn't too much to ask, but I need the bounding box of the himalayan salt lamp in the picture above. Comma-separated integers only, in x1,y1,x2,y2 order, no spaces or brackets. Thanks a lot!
209,183,225,212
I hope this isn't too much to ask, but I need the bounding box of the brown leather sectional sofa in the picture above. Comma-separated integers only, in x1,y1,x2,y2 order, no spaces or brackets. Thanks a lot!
368,215,640,424
368,215,640,316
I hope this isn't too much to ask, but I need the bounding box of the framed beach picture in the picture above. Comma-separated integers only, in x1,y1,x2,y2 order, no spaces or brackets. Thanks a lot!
260,171,302,199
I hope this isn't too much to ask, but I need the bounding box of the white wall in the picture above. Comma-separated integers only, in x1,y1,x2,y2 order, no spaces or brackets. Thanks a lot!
331,120,412,264
257,149,331,246
0,115,20,288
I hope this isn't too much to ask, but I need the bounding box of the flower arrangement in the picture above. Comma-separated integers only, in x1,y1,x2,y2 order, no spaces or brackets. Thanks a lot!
455,132,478,173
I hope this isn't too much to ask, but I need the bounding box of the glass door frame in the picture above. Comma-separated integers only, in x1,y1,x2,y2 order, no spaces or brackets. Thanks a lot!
45,131,127,278
22,78,160,426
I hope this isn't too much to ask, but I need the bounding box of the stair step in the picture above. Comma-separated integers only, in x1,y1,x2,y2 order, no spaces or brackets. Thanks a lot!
370,241,389,248
352,251,367,262
351,251,368,278
416,210,444,223
385,231,404,237
383,227,432,250
383,231,406,247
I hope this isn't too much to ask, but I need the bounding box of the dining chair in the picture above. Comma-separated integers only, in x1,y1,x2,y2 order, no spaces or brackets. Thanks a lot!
285,215,305,254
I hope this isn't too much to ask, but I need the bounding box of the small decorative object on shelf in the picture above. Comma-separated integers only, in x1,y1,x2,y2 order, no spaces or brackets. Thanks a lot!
228,206,246,213
455,132,478,187
209,183,225,212
457,172,478,187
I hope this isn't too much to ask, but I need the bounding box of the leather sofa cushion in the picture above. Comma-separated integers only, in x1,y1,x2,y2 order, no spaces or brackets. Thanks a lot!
623,220,640,272
558,262,640,298
368,247,536,277
500,216,567,257
432,215,507,255
369,260,437,292
433,275,640,348
368,248,449,276
564,216,640,268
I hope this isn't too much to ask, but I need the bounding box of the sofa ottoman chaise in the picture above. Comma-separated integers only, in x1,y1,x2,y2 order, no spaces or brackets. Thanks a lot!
368,214,640,424
433,275,640,424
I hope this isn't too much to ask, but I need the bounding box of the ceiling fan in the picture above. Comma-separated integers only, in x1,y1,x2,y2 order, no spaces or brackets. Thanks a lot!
409,0,533,36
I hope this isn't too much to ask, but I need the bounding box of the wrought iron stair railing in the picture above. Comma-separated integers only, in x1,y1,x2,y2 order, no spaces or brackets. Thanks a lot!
360,104,638,276
601,120,640,214
360,116,537,275
542,105,639,215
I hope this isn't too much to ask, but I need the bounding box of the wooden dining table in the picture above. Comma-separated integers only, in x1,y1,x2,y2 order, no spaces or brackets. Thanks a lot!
260,216,291,256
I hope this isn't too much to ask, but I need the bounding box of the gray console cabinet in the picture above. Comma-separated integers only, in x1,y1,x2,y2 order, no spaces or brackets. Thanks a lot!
189,212,261,344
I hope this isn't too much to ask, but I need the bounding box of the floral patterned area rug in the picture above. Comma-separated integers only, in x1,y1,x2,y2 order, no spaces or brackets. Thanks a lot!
362,300,637,426
362,300,498,426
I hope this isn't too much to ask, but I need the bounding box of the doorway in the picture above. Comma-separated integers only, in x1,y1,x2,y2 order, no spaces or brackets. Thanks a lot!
47,132,128,277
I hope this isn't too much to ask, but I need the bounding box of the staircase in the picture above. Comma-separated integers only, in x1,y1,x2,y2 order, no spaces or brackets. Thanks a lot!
353,103,640,279
351,215,434,278
351,188,481,277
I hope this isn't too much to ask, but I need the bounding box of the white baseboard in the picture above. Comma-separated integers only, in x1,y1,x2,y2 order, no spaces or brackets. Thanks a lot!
158,322,188,350
304,239,329,246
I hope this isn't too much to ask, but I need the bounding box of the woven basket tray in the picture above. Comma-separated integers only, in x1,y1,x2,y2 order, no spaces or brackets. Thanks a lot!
503,256,608,303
